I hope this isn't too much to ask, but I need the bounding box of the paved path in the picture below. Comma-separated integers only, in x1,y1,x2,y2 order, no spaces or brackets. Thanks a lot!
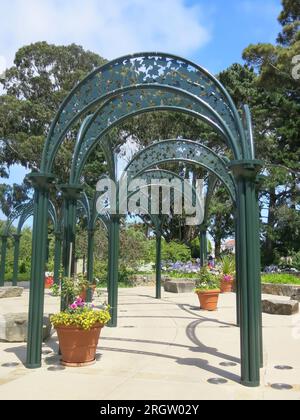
0,287,299,400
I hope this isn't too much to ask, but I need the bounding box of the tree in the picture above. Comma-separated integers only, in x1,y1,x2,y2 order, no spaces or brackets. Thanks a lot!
0,42,107,188
241,0,300,264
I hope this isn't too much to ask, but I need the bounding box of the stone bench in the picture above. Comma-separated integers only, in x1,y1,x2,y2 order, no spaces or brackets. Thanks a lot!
262,299,299,316
0,287,24,299
164,280,196,294
0,313,52,342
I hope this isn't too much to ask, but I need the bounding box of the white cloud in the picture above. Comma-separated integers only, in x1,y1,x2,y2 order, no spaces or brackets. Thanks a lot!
0,0,211,67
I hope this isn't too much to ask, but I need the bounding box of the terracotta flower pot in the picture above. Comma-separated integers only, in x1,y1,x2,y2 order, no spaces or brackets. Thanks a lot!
221,280,234,294
45,276,54,289
80,285,96,301
196,289,220,311
56,324,103,367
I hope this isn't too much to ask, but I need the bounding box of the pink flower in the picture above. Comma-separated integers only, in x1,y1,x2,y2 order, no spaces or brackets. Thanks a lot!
70,303,77,310
223,275,233,282
75,297,85,307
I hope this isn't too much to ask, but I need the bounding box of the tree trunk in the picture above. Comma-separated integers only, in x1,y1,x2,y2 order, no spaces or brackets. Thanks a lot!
215,236,222,259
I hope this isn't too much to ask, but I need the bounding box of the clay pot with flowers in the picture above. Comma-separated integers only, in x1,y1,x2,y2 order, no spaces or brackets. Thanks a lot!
51,297,111,367
50,276,110,367
45,272,54,289
195,267,221,311
220,275,234,293
220,256,236,294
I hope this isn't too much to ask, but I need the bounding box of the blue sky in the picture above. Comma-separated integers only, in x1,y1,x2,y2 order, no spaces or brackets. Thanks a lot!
0,0,282,218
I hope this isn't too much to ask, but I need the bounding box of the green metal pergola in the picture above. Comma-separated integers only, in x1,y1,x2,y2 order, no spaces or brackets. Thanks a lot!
21,52,262,387
0,200,61,287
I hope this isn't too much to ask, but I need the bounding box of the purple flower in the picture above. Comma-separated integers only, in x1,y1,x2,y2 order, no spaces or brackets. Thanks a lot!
75,297,85,307
223,275,233,282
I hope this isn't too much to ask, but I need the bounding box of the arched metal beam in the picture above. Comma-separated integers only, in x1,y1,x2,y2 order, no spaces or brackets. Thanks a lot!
71,87,242,182
42,52,250,172
123,140,236,203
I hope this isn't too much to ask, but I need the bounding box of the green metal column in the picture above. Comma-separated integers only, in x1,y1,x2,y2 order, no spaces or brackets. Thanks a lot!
86,229,95,303
107,216,120,328
155,233,162,299
12,234,22,286
231,161,262,388
199,226,208,267
53,232,62,286
26,173,55,369
235,213,241,327
254,181,264,368
0,235,9,287
60,185,82,310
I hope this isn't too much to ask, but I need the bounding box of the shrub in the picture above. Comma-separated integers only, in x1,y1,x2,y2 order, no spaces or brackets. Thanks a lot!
148,239,191,263
291,252,300,271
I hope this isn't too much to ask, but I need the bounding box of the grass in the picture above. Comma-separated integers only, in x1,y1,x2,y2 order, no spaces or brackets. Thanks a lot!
96,281,134,289
163,271,199,279
261,274,300,285
4,273,30,282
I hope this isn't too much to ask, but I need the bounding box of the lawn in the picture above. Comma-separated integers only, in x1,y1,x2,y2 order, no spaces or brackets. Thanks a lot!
261,274,300,285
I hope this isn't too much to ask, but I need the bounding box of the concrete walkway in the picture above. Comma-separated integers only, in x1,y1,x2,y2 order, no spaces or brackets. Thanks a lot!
0,286,300,400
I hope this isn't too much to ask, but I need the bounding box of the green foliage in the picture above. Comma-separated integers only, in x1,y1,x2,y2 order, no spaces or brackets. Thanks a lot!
52,275,91,306
190,237,212,259
120,226,150,269
4,272,30,282
195,267,220,291
291,252,300,271
261,274,300,285
220,255,236,276
165,271,199,279
148,238,191,263
0,42,107,216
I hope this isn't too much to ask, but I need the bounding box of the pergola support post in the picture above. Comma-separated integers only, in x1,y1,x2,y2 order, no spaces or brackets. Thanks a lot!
235,214,241,327
231,161,263,387
199,226,208,267
26,173,55,369
53,232,62,286
0,235,9,287
60,185,83,310
107,216,120,328
155,233,162,299
86,228,95,303
12,234,22,286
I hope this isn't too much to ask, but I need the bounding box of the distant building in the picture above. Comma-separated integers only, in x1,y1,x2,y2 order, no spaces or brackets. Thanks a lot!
221,239,236,254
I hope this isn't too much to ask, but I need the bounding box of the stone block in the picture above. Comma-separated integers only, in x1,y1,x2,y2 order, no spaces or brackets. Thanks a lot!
262,299,299,316
291,290,300,302
0,287,24,299
164,280,195,294
0,313,52,342
261,283,300,298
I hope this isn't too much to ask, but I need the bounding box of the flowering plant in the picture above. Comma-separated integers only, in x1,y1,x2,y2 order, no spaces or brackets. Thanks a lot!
51,275,98,305
195,267,220,292
222,274,234,283
50,298,111,330
221,256,235,276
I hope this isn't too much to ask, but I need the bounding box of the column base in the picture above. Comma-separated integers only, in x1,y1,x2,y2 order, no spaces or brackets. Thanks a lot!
26,363,42,370
241,379,260,388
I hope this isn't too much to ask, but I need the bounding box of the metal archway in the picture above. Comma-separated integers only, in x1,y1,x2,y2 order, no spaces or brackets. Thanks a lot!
25,53,262,388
